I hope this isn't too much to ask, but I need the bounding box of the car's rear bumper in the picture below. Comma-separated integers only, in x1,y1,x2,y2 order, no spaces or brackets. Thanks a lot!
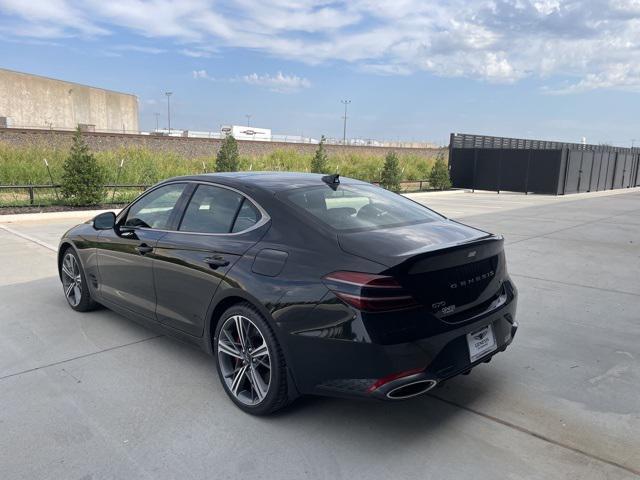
283,282,518,400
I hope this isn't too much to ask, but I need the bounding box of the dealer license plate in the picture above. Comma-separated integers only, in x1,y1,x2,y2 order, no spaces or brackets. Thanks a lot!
467,324,497,363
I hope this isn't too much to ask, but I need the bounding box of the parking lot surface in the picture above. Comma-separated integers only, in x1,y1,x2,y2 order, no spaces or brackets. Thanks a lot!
1,188,639,480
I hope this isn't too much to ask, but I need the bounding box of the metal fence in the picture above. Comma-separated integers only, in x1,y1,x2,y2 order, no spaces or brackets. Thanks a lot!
0,180,435,208
0,184,149,206
449,133,640,195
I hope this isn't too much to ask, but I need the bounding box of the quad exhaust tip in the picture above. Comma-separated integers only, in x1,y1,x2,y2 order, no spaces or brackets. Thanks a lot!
386,379,438,399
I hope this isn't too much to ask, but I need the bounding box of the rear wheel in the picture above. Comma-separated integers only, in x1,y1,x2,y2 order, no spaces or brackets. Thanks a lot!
214,303,290,415
61,248,97,312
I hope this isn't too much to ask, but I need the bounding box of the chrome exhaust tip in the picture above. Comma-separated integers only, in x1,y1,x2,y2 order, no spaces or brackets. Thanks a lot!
386,379,438,399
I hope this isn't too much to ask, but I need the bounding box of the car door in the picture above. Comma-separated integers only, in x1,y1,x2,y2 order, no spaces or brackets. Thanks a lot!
96,182,189,319
153,182,269,336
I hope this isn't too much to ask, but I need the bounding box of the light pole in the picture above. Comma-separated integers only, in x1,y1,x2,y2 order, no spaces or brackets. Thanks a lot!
154,113,160,132
165,92,173,134
341,100,351,144
245,114,252,127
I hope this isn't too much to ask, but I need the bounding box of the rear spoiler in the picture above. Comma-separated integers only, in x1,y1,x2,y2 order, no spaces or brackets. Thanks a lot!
395,235,503,275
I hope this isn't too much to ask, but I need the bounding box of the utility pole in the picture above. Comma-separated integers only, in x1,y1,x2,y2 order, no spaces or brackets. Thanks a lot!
154,113,160,132
341,100,351,144
245,114,252,127
165,92,173,134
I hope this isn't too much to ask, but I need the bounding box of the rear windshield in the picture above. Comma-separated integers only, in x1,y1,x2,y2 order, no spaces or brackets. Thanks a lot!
283,184,444,231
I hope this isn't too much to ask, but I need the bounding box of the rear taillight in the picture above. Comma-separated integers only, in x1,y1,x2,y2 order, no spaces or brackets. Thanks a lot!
322,271,418,312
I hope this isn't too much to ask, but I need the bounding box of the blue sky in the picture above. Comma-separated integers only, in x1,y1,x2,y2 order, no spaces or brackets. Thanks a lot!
1,0,640,145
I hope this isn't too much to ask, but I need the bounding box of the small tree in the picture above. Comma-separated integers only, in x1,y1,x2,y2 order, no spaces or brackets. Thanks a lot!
380,151,402,192
429,153,451,190
60,128,105,205
216,134,239,172
310,135,329,173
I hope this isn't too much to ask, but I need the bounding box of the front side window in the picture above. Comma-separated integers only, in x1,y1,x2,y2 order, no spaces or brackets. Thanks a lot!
283,184,443,231
179,184,255,233
123,183,186,229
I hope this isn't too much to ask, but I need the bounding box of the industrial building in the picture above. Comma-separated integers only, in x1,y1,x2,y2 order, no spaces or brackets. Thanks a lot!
0,68,138,132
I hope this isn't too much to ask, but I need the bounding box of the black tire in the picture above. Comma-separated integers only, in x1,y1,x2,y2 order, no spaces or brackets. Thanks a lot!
214,302,291,415
60,247,98,312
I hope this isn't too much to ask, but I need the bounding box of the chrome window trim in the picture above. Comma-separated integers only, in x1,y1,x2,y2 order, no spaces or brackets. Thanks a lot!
117,180,270,237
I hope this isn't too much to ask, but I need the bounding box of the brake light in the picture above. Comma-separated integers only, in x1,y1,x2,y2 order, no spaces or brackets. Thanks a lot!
322,271,418,312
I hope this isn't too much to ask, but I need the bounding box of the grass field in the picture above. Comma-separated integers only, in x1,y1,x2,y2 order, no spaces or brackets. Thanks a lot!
0,144,445,206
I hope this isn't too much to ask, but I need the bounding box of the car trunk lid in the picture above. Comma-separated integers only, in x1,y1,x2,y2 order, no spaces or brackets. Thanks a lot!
338,220,506,319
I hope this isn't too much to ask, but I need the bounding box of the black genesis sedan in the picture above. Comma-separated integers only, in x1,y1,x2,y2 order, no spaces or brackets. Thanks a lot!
58,173,518,415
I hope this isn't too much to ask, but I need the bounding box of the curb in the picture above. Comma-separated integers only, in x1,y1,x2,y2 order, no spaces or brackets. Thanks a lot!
405,189,467,197
0,208,120,224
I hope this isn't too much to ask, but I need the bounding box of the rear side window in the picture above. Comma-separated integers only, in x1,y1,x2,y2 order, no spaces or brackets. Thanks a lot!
232,200,260,233
283,184,443,231
179,184,261,234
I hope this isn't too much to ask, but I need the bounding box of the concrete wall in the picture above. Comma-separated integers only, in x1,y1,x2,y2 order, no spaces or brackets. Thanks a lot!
0,69,138,132
0,128,444,160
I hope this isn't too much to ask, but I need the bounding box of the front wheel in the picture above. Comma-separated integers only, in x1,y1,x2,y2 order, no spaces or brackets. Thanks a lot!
214,303,291,415
60,248,97,312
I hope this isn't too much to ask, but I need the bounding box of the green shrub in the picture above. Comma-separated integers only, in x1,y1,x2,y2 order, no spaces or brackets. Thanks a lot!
429,153,451,190
310,135,329,173
60,129,105,205
0,141,448,206
380,151,402,192
215,135,239,172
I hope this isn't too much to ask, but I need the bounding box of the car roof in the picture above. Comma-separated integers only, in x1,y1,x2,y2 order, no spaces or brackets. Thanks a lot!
161,171,371,193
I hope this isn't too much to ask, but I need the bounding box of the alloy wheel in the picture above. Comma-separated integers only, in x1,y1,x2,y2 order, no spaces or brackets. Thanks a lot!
217,315,271,406
61,253,83,307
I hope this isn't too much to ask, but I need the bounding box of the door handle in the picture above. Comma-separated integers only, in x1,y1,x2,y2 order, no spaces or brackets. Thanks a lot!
135,244,154,255
204,256,230,268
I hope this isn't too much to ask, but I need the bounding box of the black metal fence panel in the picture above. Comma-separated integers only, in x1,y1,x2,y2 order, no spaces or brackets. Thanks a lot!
497,150,528,192
592,153,601,190
613,154,626,189
564,150,582,194
474,150,501,191
605,153,616,189
596,152,608,191
526,150,562,194
633,156,640,186
450,133,640,195
449,148,475,188
580,151,594,193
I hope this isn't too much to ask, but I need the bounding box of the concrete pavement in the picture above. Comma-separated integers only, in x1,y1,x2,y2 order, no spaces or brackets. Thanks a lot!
1,188,639,479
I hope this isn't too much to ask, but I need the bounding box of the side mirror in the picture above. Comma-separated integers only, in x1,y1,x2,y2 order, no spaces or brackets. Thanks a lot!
93,211,116,230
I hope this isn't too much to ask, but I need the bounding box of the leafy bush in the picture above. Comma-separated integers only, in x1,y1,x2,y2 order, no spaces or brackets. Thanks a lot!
215,134,239,172
429,153,451,190
310,135,329,173
60,129,105,205
380,151,402,192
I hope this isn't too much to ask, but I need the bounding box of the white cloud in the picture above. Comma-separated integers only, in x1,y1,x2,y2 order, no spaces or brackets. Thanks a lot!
4,1,640,91
181,48,213,58
0,0,106,36
113,44,166,54
545,64,640,94
241,72,311,92
192,69,211,79
192,69,311,93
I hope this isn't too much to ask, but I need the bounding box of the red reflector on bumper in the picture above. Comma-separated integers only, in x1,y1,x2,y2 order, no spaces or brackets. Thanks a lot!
367,367,425,393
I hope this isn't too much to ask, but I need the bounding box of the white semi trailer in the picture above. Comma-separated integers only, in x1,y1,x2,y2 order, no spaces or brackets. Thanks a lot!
220,125,272,141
